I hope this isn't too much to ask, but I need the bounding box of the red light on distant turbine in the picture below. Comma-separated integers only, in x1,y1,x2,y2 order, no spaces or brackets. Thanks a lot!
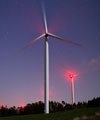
69,74,74,79
0,106,2,110
67,72,78,80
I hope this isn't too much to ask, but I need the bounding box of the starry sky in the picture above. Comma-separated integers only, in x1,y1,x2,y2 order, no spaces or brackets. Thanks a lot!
0,0,100,107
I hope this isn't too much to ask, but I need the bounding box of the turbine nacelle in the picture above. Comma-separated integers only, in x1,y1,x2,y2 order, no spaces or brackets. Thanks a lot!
45,33,49,38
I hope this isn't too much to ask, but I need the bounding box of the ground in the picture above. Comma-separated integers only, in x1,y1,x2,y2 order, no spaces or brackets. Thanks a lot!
0,107,100,120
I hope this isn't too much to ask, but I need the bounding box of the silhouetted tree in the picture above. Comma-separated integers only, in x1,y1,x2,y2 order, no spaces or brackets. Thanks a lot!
8,106,17,116
88,97,100,107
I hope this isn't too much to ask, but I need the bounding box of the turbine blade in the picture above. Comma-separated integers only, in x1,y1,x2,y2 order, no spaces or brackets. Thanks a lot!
42,3,48,33
19,34,45,53
48,33,82,47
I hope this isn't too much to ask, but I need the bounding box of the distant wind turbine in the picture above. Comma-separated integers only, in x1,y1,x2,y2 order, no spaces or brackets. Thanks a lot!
68,73,76,105
21,6,81,114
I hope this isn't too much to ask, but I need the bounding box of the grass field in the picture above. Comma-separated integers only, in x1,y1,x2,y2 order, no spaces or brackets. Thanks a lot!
0,107,100,120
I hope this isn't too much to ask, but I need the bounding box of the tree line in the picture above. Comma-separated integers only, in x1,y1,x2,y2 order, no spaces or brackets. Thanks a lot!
0,97,100,117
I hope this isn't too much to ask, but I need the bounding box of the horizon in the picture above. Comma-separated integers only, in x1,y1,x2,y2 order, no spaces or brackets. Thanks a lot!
0,96,100,108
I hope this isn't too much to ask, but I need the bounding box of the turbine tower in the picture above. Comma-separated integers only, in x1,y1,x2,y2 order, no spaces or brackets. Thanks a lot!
67,72,78,105
21,7,81,114
69,74,75,105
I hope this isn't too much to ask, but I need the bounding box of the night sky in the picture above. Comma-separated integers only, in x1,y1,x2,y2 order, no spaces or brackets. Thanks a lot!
0,0,100,107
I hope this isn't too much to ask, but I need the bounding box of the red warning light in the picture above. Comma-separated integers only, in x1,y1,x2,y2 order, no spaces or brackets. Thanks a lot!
67,72,78,80
0,106,2,110
21,105,25,110
69,74,74,79
67,73,74,80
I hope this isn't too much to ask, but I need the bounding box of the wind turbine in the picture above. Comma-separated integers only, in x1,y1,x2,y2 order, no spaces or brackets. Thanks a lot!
21,8,81,114
68,74,75,105
67,72,78,105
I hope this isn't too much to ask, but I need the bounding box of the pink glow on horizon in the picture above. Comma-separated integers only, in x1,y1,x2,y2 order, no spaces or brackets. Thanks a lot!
41,89,52,102
41,89,52,96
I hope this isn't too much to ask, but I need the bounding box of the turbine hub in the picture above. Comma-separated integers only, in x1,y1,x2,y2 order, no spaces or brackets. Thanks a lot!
45,33,48,38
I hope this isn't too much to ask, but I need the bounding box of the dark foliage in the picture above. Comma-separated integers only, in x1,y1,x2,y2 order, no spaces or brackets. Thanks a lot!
0,97,100,117
88,97,100,107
